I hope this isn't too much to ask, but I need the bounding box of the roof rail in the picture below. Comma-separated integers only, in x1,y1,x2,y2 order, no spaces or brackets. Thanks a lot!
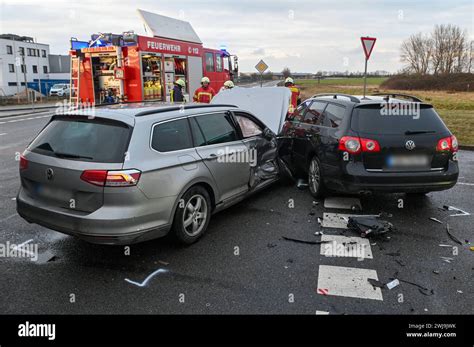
312,93,360,103
134,104,238,117
371,93,423,103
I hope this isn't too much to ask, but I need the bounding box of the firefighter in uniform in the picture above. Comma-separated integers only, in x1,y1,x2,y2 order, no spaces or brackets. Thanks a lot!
193,77,216,103
170,79,186,102
220,80,235,91
284,77,301,114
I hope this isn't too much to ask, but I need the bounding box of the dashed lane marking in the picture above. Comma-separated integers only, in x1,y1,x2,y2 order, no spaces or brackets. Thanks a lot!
0,114,51,125
317,265,383,301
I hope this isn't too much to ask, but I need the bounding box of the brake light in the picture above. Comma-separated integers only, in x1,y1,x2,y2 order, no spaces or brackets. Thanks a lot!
80,170,107,186
105,170,141,187
19,155,28,170
339,136,361,154
80,169,141,187
339,136,380,154
437,136,458,152
360,138,381,152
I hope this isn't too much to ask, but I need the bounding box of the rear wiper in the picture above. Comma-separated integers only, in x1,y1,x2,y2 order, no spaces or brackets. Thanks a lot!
404,130,435,135
54,151,93,160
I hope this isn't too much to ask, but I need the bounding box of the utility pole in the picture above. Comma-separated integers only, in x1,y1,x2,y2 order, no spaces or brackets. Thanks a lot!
35,38,42,103
21,53,31,106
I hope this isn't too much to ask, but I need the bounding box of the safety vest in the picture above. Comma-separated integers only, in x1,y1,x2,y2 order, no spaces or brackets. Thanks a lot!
288,85,300,113
193,86,216,103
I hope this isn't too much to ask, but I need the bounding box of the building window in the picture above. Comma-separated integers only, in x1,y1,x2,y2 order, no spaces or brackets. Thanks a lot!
7,45,13,54
32,65,38,73
42,49,46,57
8,82,17,86
21,65,26,73
19,47,25,56
43,66,48,73
37,49,40,57
8,64,15,73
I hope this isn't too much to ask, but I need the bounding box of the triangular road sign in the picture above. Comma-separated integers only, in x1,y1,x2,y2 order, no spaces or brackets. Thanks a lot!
361,37,376,60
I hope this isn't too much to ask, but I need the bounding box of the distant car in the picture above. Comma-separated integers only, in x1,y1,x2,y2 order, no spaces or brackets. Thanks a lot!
17,102,285,245
49,84,70,97
279,93,459,197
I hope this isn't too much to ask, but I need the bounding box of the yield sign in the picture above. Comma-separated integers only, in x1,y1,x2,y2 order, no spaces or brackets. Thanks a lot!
361,37,376,60
255,59,269,74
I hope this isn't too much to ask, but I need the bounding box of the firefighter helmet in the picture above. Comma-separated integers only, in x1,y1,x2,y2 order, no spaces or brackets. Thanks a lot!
285,77,294,84
223,80,235,88
201,77,210,84
175,79,186,87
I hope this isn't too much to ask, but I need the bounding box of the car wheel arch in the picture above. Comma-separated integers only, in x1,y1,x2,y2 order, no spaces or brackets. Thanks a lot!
171,179,218,220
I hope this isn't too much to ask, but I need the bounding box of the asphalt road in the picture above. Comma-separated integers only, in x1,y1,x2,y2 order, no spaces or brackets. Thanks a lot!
0,110,473,314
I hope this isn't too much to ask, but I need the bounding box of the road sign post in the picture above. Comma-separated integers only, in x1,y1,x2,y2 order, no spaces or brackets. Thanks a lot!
360,37,376,99
255,59,269,87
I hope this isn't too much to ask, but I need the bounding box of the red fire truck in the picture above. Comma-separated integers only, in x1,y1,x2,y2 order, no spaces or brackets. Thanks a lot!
69,10,238,105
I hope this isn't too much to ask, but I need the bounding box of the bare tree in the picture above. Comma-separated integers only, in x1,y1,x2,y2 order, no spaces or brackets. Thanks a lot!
400,33,432,74
400,24,470,75
282,67,291,79
431,24,468,74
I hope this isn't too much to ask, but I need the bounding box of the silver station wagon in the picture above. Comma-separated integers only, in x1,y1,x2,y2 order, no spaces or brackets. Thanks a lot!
17,89,291,245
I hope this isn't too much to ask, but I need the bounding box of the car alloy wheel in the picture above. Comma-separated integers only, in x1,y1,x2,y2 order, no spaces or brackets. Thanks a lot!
182,194,208,237
308,156,324,198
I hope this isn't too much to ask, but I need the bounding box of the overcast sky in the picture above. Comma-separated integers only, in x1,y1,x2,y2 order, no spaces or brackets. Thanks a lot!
1,0,472,73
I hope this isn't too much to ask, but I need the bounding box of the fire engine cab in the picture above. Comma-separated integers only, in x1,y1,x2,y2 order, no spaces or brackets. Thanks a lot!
69,9,238,105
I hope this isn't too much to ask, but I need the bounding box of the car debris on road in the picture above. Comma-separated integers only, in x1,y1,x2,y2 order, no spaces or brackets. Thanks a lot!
347,216,394,238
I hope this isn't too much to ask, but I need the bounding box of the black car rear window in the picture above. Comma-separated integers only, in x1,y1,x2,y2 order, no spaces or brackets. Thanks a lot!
351,104,448,135
28,116,131,163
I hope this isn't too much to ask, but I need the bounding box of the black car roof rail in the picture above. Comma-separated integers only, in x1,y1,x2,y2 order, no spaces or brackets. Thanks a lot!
312,93,361,103
371,93,423,103
134,104,238,117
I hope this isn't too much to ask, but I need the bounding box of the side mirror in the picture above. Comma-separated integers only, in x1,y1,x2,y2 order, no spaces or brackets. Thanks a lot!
263,127,275,140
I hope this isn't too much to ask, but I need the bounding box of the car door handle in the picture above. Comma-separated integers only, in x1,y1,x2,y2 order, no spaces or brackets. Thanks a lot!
206,153,218,160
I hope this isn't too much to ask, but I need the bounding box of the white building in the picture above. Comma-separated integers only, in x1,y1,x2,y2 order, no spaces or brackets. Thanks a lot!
0,34,50,96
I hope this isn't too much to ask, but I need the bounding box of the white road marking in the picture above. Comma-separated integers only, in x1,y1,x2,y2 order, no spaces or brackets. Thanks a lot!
458,182,474,186
0,114,51,125
315,310,330,315
324,197,362,210
317,265,383,301
320,235,373,259
0,133,6,136
321,213,380,229
125,268,168,287
0,213,18,223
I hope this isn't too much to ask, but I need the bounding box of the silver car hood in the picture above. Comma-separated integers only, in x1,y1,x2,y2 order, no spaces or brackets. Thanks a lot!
211,87,291,134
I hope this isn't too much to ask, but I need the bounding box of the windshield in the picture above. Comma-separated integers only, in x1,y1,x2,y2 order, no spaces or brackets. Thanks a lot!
52,84,66,89
351,104,448,135
28,116,131,163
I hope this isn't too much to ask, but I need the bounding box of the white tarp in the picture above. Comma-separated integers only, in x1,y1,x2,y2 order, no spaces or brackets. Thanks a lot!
211,87,291,134
137,9,202,44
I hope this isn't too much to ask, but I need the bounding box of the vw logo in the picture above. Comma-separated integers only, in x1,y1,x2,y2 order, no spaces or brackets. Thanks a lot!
405,140,416,151
46,168,54,180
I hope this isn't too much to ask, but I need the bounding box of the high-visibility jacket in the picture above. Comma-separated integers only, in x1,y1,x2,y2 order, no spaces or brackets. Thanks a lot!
287,85,300,114
193,86,216,103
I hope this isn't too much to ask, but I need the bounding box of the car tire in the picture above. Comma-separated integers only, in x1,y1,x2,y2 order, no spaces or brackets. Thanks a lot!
308,156,325,198
172,186,211,245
